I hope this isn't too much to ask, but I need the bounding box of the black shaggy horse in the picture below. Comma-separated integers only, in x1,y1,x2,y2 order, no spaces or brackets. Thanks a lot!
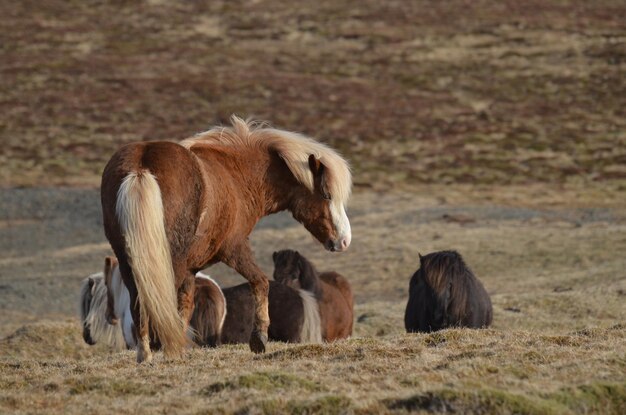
404,250,492,332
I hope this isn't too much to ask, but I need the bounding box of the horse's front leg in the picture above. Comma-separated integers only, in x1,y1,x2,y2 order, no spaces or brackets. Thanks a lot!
222,244,269,353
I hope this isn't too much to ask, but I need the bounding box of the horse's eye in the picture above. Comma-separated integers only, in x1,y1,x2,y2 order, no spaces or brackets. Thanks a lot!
323,193,331,200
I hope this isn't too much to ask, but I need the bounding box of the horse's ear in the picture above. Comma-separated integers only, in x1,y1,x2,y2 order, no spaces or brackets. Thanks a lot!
418,253,423,265
104,256,113,276
88,277,95,292
308,154,321,176
272,251,278,262
309,154,330,192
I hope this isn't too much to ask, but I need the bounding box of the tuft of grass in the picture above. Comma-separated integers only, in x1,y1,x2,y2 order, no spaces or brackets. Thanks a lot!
554,382,626,415
238,371,323,392
246,395,353,415
65,376,156,397
201,371,324,395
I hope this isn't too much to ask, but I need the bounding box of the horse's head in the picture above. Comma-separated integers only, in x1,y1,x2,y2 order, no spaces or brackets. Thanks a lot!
272,249,323,297
79,276,97,345
272,250,302,289
291,155,351,252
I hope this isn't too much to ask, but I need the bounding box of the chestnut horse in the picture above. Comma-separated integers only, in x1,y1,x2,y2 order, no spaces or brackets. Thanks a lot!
272,249,353,341
101,116,352,362
404,250,493,333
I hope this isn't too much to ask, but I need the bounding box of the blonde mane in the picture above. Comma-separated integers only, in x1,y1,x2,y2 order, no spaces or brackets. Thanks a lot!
79,273,127,350
179,116,352,205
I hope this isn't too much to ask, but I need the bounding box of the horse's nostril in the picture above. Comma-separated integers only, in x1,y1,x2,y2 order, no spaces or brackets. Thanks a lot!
325,240,335,251
340,238,348,250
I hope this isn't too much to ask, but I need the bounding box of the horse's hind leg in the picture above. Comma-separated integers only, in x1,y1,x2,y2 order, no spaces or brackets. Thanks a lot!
176,269,196,340
118,258,152,363
136,313,153,364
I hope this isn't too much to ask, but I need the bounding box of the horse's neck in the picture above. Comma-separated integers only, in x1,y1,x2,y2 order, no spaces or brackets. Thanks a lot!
299,260,323,298
194,147,295,218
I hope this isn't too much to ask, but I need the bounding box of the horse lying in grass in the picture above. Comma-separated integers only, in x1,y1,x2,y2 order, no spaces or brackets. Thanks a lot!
101,115,352,362
79,271,127,351
220,280,322,345
404,250,493,333
79,257,322,350
272,249,354,341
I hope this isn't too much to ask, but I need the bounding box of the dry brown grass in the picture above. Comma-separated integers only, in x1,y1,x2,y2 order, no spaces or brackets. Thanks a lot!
2,189,625,414
1,324,624,414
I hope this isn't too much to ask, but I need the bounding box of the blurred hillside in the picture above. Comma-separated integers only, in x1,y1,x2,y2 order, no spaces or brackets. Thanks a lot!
1,0,624,187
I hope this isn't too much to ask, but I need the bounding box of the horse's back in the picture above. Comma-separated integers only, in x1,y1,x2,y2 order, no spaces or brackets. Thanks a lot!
319,272,353,310
462,275,493,328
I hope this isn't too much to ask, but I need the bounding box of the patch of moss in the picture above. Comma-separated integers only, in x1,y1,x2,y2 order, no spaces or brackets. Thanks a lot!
200,380,233,396
248,395,353,415
65,376,155,397
201,371,323,396
554,382,626,415
238,371,323,392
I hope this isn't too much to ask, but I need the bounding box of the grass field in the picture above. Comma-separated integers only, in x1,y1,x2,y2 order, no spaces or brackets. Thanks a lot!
1,1,625,414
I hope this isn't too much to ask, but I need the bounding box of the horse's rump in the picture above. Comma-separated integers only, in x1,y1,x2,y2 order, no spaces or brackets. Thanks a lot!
191,273,226,347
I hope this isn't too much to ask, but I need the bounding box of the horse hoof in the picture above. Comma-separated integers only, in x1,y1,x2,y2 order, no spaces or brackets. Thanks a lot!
249,330,268,354
136,350,153,364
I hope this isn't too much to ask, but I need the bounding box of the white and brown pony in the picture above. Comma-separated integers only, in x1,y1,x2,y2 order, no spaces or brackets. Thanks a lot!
101,116,352,362
79,271,127,351
81,258,227,350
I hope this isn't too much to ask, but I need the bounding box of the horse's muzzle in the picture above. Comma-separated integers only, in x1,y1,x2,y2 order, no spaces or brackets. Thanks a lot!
83,325,96,346
325,237,350,252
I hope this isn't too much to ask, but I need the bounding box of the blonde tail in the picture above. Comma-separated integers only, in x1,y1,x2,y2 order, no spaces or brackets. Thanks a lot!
116,171,187,357
298,290,322,344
